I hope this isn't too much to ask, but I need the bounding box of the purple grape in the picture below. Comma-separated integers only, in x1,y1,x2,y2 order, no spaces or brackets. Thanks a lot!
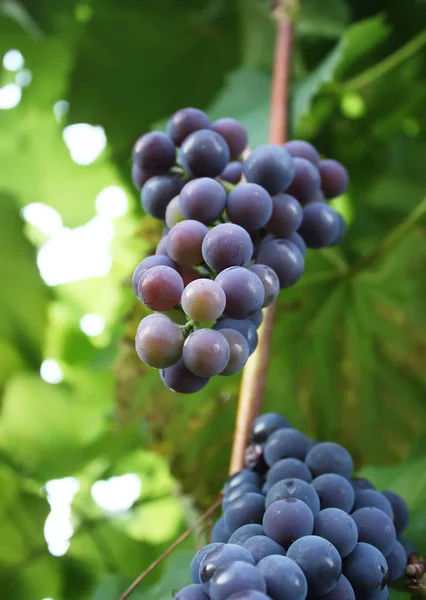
132,131,176,173
257,554,308,600
181,279,226,322
141,174,183,220
227,183,273,232
223,483,262,510
386,541,407,581
199,544,255,591
202,223,253,272
221,161,243,184
132,255,177,297
167,107,212,146
175,584,209,600
248,310,263,329
250,413,291,444
180,265,203,287
257,240,304,289
263,498,314,548
350,477,375,492
264,428,310,465
224,493,266,532
267,458,313,486
351,507,396,556
342,542,388,598
382,491,409,533
216,267,265,319
243,535,286,563
226,592,271,600
135,314,183,368
228,524,265,545
214,318,258,354
298,203,340,248
284,140,320,166
329,214,347,246
265,478,320,515
225,470,262,492
218,329,250,376
137,265,184,311
212,516,231,543
181,129,230,177
287,535,342,596
286,157,321,204
243,145,295,194
265,193,303,238
209,561,267,600
191,543,224,583
398,536,414,558
248,264,280,307
167,220,208,266
131,164,151,190
314,508,358,558
305,442,353,479
165,196,184,228
352,490,393,519
179,178,227,224
183,329,230,377
319,159,349,198
212,118,248,159
316,575,355,600
312,474,355,512
287,232,306,258
160,357,209,393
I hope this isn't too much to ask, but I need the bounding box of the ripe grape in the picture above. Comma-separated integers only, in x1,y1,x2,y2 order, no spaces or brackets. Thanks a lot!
257,239,304,289
132,131,176,173
212,118,248,159
165,195,185,228
132,255,177,297
298,203,341,248
227,183,273,232
351,507,396,556
228,524,265,546
221,161,243,184
218,329,250,376
216,267,265,319
181,279,226,322
265,193,303,238
284,139,320,165
135,314,183,368
263,498,314,547
167,107,212,146
314,508,358,558
317,575,355,600
223,483,262,510
141,174,183,220
199,544,255,591
179,178,227,224
311,473,355,512
319,159,349,198
286,157,321,204
160,357,209,393
286,535,342,596
183,329,230,377
202,223,253,272
287,231,306,258
243,535,286,563
181,129,230,177
329,214,347,246
257,554,308,600
342,542,388,598
350,477,375,492
225,592,271,600
352,490,393,519
265,479,320,515
386,541,407,581
243,145,295,194
224,469,262,492
250,413,291,444
167,220,208,266
382,491,409,533
179,265,203,286
137,265,184,311
209,561,267,600
212,517,231,543
264,428,310,465
191,543,224,584
305,442,353,479
155,235,170,256
224,493,266,532
174,584,210,600
131,164,151,190
267,458,313,486
247,265,280,307
248,310,263,329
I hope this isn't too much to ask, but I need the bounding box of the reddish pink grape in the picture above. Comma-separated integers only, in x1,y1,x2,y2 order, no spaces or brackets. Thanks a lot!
135,314,183,368
138,265,184,311
167,220,208,266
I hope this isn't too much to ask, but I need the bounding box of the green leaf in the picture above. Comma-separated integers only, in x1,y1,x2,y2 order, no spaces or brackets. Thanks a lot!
143,550,194,600
92,574,144,600
298,0,350,39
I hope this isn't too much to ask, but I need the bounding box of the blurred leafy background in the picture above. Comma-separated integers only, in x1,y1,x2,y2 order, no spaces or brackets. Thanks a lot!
0,0,426,598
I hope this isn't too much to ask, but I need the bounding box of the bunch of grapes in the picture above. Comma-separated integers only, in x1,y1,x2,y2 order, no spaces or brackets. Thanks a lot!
175,413,411,600
131,108,349,393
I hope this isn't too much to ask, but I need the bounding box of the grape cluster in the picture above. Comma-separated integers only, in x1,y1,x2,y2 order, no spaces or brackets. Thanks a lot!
175,413,411,600
131,108,349,393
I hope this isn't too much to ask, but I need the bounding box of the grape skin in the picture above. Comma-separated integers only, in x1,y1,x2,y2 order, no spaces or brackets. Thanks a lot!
319,159,349,198
298,203,341,248
223,483,261,511
135,315,183,368
212,517,231,544
179,178,227,224
351,507,396,556
248,265,280,307
160,358,209,394
382,490,409,533
242,535,286,563
228,524,265,546
329,214,347,246
352,490,394,519
216,267,265,319
165,195,185,228
181,279,226,322
314,508,358,558
386,541,407,581
181,129,230,177
224,469,262,492
311,473,355,512
286,157,321,205
284,139,320,166
167,220,208,266
167,107,212,146
155,235,170,256
265,193,303,238
131,163,151,190
212,118,248,159
174,584,210,600
250,413,291,444
141,174,183,220
132,131,176,173
316,575,355,600
132,255,177,297
221,161,243,184
287,231,306,258
350,477,375,492
226,592,272,600
227,183,273,232
183,329,230,377
218,328,250,376
243,145,295,195
224,493,266,533
209,561,267,600
199,544,255,591
248,310,263,329
263,498,314,548
137,265,184,311
257,239,304,289
257,554,308,600
265,478,320,515
267,458,312,486
264,428,310,465
202,223,253,272
191,543,224,584
342,542,388,598
214,318,258,355
305,442,353,479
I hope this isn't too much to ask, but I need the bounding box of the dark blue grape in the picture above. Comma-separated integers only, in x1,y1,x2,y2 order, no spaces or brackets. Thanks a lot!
287,232,306,258
319,160,349,199
265,193,303,238
181,129,230,177
263,498,314,548
382,491,409,533
265,478,320,515
228,523,265,545
264,428,310,465
191,543,224,583
305,442,353,479
132,131,176,172
250,413,291,444
315,575,355,600
212,118,248,159
221,161,243,184
312,474,355,512
286,157,321,205
209,561,267,600
175,584,210,600
224,469,262,492
351,507,396,556
202,223,253,272
329,214,347,246
284,140,320,165
179,178,227,224
298,203,340,248
371,586,390,599
224,493,265,532
243,145,295,194
314,508,358,558
167,107,212,146
343,542,388,598
257,554,307,600
227,183,273,232
132,255,177,297
352,490,393,519
248,310,263,329
214,318,258,355
216,267,265,319
350,477,375,492
160,358,209,394
226,592,272,600
131,164,151,190
248,265,280,308
287,535,342,596
223,483,262,510
141,174,183,220
183,329,230,377
212,516,230,543
199,544,255,592
257,239,304,289
398,536,414,558
386,540,406,581
267,458,313,486
243,535,286,563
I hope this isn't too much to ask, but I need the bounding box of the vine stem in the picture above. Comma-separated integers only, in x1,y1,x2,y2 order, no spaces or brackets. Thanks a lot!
229,7,294,475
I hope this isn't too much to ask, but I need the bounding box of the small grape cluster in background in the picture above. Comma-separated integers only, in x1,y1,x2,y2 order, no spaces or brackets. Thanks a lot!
175,413,411,600
131,108,349,393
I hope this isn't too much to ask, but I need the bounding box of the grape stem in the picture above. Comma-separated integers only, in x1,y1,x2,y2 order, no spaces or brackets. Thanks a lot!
229,4,295,475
